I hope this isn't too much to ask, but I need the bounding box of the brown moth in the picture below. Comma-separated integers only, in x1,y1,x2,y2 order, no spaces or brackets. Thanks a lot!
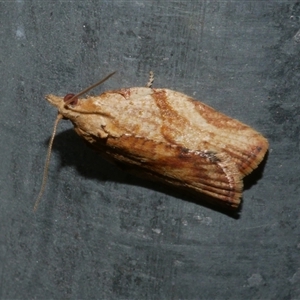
35,72,268,211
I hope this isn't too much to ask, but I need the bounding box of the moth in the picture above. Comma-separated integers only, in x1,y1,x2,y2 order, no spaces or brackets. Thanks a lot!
34,72,268,211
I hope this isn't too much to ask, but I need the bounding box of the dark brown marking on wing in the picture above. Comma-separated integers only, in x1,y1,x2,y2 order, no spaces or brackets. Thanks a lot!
84,133,242,207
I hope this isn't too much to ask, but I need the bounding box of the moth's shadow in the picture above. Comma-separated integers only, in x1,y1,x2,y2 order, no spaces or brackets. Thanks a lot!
50,129,267,219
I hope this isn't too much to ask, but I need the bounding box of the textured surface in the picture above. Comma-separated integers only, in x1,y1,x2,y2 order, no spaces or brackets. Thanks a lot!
0,1,299,299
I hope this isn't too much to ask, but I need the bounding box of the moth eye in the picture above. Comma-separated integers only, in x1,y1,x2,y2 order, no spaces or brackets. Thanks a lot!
64,93,78,105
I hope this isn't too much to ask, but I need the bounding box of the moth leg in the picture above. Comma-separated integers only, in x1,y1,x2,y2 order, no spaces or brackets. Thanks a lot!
146,71,154,88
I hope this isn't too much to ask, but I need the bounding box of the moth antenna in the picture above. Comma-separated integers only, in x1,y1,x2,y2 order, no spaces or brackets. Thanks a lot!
33,113,63,212
64,71,116,107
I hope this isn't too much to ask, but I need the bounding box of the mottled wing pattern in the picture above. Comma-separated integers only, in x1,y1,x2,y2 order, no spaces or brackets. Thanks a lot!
88,135,243,207
152,89,268,178
46,84,268,209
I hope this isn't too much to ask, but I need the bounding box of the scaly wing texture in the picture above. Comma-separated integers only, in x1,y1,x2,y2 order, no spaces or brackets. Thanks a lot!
46,87,268,208
153,89,269,177
79,133,243,207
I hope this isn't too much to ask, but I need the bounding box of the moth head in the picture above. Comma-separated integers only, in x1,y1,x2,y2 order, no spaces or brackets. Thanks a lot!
45,94,80,120
34,72,116,212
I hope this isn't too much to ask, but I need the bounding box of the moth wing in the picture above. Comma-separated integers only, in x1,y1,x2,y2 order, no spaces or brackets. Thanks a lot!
153,89,269,178
92,135,243,207
190,96,269,177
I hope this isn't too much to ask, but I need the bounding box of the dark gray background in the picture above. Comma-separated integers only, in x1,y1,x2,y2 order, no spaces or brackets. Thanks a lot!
0,1,299,299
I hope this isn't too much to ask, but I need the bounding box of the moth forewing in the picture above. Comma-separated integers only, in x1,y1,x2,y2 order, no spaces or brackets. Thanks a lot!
44,79,268,210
